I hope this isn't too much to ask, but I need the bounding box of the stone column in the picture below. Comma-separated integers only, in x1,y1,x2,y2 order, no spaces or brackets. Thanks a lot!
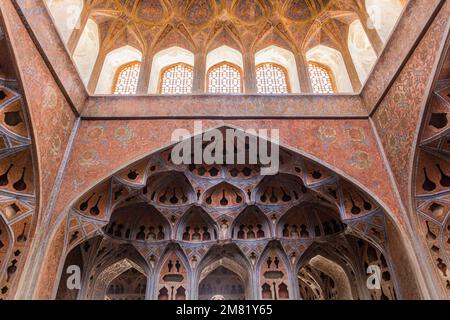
193,51,206,94
87,49,107,94
340,44,362,92
295,52,313,93
243,51,257,94
137,50,153,95
67,8,90,54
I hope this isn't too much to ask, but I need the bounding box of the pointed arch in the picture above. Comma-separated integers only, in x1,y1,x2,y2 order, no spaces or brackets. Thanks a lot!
155,247,190,300
112,61,141,95
231,206,272,240
206,24,243,55
149,46,195,94
255,45,300,93
296,242,360,300
45,125,425,300
257,243,292,300
202,181,246,208
95,45,143,94
306,45,353,93
90,255,147,300
105,203,171,242
176,206,218,242
196,243,252,299
206,45,243,70
106,267,147,300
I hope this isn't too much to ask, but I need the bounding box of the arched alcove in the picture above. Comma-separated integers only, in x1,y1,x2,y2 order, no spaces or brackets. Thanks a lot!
255,45,300,93
231,206,271,240
199,266,245,300
56,236,149,300
177,207,218,242
202,182,245,209
197,244,252,300
148,47,195,94
278,204,344,240
104,203,171,242
206,46,243,94
156,250,189,300
306,45,353,93
299,255,354,300
255,173,306,206
106,268,146,300
95,45,142,94
55,242,83,300
90,252,148,300
206,46,244,71
45,126,425,300
146,171,195,207
258,245,291,300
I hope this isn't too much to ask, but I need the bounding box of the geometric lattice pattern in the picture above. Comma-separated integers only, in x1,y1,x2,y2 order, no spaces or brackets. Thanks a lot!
308,62,334,94
256,63,289,94
208,62,242,94
114,62,141,95
160,63,194,95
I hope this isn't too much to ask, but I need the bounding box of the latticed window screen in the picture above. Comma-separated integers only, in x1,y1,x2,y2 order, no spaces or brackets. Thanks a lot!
308,62,334,94
256,63,289,94
160,63,194,94
113,62,141,95
208,62,242,94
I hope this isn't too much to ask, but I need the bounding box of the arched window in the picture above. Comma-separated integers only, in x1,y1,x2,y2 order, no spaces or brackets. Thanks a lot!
149,47,195,94
207,62,242,94
255,46,300,93
308,62,335,94
306,45,353,93
160,63,194,94
113,62,141,95
256,63,290,94
95,45,142,94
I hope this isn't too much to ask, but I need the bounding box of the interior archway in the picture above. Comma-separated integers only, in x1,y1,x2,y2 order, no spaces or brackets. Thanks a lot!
95,45,142,94
199,266,245,300
298,255,354,300
106,267,146,301
50,126,420,300
149,47,195,94
306,45,353,93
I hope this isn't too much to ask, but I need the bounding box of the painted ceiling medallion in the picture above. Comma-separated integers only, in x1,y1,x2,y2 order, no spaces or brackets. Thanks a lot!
186,0,215,25
136,0,167,23
232,0,265,24
283,0,315,23
112,0,171,25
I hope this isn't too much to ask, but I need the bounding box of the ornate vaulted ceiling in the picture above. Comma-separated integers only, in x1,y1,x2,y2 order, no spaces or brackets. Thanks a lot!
84,0,363,54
